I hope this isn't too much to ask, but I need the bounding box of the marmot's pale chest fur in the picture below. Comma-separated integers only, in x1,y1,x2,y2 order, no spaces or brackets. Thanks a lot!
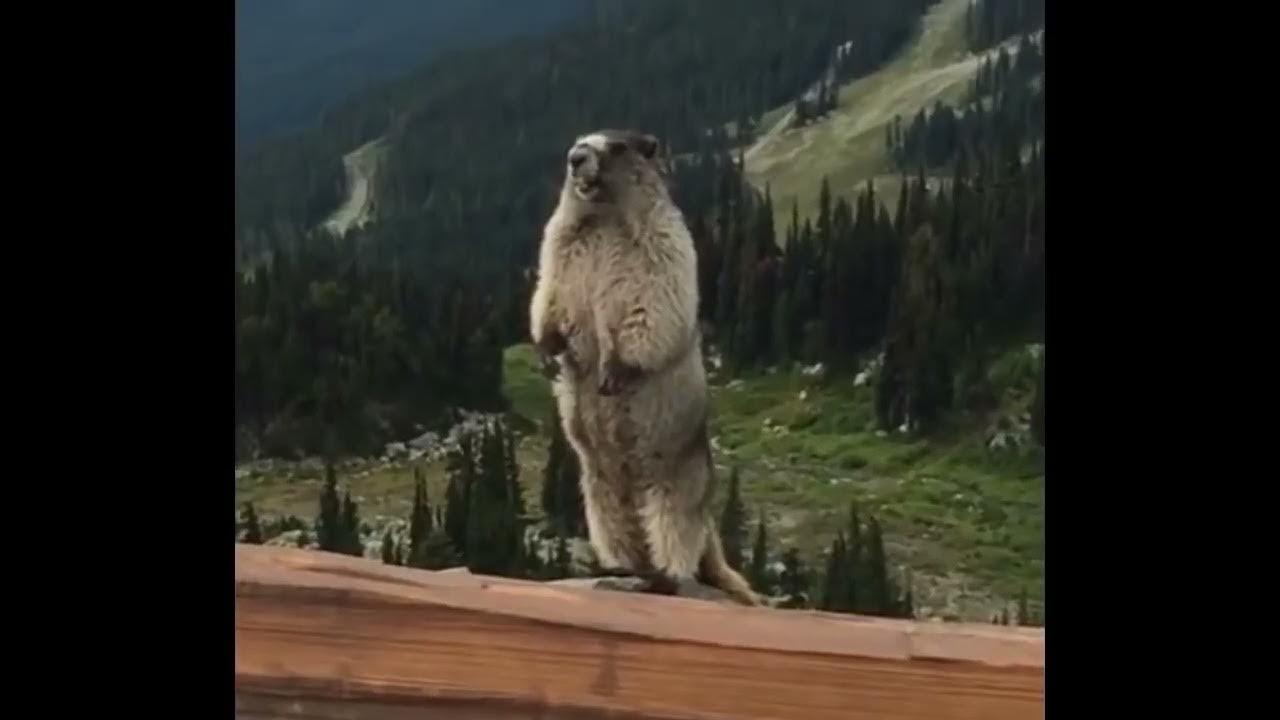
530,129,759,605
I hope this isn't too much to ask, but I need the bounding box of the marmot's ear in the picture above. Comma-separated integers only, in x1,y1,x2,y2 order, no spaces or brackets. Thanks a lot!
637,134,659,159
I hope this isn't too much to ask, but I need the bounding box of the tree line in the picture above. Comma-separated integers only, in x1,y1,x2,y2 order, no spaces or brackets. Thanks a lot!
887,32,1043,172
966,0,1044,53
672,119,1043,434
234,228,511,459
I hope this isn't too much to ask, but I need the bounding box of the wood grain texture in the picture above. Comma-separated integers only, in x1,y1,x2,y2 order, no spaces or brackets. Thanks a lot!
235,545,1044,720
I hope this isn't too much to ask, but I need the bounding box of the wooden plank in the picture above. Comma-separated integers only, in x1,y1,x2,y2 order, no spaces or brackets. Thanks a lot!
235,545,1044,720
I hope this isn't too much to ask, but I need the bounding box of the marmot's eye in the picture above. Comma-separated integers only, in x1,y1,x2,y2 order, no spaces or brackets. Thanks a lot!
607,141,627,157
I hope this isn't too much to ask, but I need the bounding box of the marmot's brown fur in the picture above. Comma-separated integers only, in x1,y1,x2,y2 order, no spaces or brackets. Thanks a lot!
530,129,759,606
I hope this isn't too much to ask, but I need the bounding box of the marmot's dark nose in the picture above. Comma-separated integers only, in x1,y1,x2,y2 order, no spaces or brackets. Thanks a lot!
568,148,589,170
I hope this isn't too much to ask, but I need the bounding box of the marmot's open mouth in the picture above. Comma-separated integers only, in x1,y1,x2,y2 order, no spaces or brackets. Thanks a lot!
574,178,603,200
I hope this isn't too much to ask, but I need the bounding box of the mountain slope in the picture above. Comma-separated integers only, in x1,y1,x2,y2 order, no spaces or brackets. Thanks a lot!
744,0,1017,229
235,0,587,150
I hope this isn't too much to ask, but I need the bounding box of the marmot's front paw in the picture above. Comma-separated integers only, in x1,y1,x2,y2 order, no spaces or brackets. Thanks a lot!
598,356,643,396
537,352,561,379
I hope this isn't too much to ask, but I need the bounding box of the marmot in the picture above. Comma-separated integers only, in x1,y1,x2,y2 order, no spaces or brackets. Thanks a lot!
530,129,760,606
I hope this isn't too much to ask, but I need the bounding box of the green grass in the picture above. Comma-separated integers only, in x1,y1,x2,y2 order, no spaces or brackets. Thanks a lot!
743,0,992,237
236,341,1043,619
503,344,556,429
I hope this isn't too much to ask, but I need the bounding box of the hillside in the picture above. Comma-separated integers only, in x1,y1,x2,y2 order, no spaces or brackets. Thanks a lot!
235,0,586,150
236,341,1044,622
743,0,1028,230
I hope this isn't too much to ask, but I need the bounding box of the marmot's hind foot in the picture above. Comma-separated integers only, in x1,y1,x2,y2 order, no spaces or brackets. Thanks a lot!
639,572,681,596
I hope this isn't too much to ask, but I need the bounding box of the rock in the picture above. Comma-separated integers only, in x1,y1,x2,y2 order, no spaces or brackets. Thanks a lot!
801,362,826,377
798,389,808,401
853,371,871,387
409,448,426,461
265,530,316,550
726,379,745,391
407,432,439,451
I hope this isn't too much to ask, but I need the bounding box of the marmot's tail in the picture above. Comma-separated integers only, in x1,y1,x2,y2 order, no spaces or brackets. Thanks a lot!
699,527,763,606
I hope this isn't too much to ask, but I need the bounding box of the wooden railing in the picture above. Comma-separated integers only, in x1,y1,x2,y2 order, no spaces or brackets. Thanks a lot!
235,544,1044,719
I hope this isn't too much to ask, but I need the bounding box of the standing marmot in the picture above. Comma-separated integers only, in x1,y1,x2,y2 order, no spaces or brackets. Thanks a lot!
530,129,759,606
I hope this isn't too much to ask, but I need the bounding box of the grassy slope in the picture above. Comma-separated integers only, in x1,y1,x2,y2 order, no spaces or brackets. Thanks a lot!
500,344,1044,621
235,343,1043,620
744,0,983,234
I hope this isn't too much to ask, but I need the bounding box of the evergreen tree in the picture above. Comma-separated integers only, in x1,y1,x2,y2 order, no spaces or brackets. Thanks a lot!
465,422,523,575
844,502,864,612
419,527,462,569
748,511,773,594
778,548,810,609
503,422,525,517
1017,587,1030,626
443,432,476,555
541,405,586,537
380,528,399,565
865,516,892,614
408,467,432,558
240,502,264,545
340,491,364,556
771,288,792,363
719,467,748,571
316,461,344,553
553,533,572,579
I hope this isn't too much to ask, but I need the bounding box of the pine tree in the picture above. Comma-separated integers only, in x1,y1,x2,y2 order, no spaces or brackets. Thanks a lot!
553,533,572,579
844,502,864,612
503,421,525,517
380,528,399,565
340,491,364,557
778,548,810,609
411,466,432,543
541,405,586,537
771,288,792,363
240,502,264,544
465,422,522,575
443,432,475,555
865,516,891,614
317,461,344,552
1017,587,1030,626
748,511,772,595
719,467,747,571
419,527,461,569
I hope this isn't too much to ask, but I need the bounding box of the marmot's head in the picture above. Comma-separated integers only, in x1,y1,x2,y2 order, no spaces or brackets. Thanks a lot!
563,129,666,205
